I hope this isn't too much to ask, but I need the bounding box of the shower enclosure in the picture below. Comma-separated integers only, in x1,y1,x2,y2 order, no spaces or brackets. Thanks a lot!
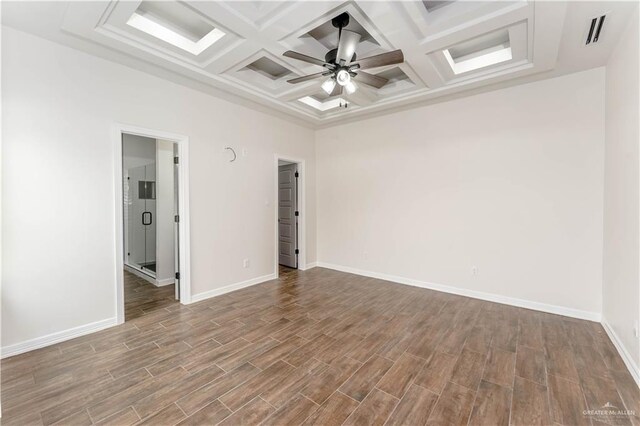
125,162,157,276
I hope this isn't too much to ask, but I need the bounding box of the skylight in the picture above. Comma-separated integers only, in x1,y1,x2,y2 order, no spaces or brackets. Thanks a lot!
298,96,348,112
444,46,512,74
444,29,512,74
127,2,225,56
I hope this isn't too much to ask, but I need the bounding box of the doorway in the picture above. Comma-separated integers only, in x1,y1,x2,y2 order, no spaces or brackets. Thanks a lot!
278,161,298,269
122,135,178,319
114,124,191,324
275,156,306,276
123,134,158,278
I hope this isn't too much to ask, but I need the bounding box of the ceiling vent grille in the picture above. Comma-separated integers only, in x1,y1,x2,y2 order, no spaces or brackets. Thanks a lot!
585,14,606,45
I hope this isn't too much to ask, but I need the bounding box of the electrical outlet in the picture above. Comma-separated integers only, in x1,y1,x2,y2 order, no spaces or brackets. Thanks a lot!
471,266,478,276
634,320,639,338
243,259,250,268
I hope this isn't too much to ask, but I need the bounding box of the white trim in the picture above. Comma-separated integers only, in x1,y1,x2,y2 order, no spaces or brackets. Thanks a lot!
124,263,156,285
274,155,306,277
302,262,318,270
1,318,118,359
316,262,602,322
602,319,640,388
113,123,192,326
156,278,175,287
188,273,276,304
124,264,173,286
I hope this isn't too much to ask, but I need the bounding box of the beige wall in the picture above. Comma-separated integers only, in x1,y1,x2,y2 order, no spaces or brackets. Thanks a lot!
603,6,640,374
3,14,638,379
316,68,606,319
1,27,316,350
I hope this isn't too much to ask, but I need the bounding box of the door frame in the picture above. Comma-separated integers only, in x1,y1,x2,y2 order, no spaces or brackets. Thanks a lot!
274,155,306,277
114,123,192,324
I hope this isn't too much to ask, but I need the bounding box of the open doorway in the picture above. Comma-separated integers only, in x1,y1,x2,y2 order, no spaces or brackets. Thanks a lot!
122,134,178,319
114,124,191,324
275,156,306,277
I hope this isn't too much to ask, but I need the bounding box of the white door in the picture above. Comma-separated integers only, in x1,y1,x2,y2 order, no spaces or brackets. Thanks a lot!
278,163,298,268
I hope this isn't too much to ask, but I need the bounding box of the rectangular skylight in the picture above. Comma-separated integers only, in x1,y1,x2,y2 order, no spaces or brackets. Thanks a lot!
444,28,512,75
444,46,512,74
127,12,224,56
298,96,348,112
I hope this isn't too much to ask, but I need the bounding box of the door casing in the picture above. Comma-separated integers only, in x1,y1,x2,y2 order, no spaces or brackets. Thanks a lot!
274,155,307,277
114,123,192,324
278,163,298,269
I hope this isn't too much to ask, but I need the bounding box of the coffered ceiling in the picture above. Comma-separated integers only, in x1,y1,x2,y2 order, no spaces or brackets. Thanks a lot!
2,1,637,127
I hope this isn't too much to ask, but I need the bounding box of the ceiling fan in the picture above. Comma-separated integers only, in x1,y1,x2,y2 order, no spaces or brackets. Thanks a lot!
283,13,404,97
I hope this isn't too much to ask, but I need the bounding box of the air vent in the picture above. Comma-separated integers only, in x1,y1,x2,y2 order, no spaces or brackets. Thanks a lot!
585,14,606,45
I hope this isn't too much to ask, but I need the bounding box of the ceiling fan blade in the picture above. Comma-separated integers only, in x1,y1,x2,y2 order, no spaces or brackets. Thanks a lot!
336,30,361,64
352,49,404,70
355,71,388,89
287,72,326,84
283,50,326,67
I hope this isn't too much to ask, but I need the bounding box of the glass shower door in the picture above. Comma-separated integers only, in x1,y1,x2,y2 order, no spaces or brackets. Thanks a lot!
127,163,156,276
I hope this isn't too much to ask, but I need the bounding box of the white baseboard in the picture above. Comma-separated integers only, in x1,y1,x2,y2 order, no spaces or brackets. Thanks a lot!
156,277,175,287
1,317,118,359
602,319,640,388
188,273,277,304
302,262,318,270
124,264,156,285
316,262,601,322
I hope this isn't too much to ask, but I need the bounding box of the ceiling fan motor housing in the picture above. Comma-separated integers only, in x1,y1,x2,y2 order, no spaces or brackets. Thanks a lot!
325,48,356,65
331,12,350,29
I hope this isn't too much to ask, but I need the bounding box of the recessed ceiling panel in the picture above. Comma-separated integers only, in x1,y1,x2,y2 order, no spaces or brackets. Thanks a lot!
52,0,576,124
448,28,509,60
298,96,350,112
245,56,291,80
427,21,528,81
305,12,377,49
376,67,410,84
444,28,512,74
136,1,213,41
127,1,225,55
422,1,456,13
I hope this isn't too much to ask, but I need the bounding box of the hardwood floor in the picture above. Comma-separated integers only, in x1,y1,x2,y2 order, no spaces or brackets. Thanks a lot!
2,267,638,425
124,270,177,321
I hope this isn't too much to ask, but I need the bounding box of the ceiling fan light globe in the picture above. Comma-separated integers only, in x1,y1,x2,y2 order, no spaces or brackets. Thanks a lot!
345,81,357,94
336,69,351,86
321,79,336,95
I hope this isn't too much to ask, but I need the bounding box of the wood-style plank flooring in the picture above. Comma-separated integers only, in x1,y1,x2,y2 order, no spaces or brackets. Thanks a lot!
2,267,638,425
124,270,177,321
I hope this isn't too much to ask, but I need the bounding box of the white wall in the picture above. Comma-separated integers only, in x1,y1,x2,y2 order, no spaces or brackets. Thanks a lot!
316,68,605,319
603,6,640,375
1,27,316,350
156,139,175,284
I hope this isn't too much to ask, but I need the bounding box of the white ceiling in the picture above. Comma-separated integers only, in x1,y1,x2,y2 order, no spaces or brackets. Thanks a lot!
2,1,637,128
